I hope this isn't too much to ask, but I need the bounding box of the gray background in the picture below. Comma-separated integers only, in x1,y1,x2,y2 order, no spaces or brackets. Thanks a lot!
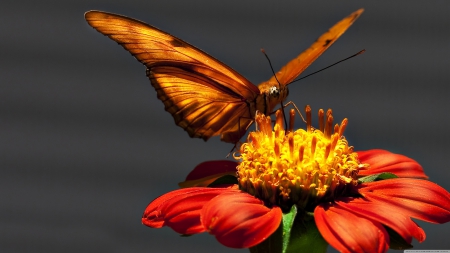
1,0,449,252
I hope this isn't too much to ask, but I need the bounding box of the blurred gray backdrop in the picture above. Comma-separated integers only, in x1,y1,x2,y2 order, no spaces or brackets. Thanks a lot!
1,0,449,252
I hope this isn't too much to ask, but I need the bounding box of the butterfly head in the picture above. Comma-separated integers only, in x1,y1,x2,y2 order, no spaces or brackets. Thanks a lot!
269,84,288,107
268,85,283,99
255,83,289,115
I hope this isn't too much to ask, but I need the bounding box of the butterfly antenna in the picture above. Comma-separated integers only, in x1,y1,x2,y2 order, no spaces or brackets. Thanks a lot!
261,49,282,86
261,49,288,129
287,49,365,85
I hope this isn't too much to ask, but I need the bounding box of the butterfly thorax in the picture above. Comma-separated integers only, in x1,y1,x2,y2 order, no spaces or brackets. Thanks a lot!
255,83,289,116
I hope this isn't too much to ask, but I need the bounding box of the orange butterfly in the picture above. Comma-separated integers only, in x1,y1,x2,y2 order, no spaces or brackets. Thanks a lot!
85,9,363,143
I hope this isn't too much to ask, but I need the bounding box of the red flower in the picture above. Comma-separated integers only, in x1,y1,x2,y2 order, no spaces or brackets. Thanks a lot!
142,109,450,252
142,161,282,248
142,150,450,251
314,150,450,253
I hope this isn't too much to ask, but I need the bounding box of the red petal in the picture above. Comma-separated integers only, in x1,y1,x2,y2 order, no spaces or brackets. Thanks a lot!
142,187,230,234
357,149,427,178
185,160,238,181
335,197,425,243
358,178,450,224
201,191,282,248
315,202,389,253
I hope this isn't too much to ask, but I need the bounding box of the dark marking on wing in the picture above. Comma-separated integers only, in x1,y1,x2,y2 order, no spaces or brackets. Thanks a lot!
169,38,185,47
323,39,332,47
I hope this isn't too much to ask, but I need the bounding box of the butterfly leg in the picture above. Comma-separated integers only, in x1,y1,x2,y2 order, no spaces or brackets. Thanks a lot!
224,114,256,157
267,101,305,131
226,142,241,158
282,101,306,123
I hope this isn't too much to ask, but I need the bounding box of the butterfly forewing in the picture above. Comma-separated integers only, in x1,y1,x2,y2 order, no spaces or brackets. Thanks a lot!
85,11,259,141
85,11,259,97
258,9,364,89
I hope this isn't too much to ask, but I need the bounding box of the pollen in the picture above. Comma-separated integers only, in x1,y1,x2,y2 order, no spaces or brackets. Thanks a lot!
235,106,362,211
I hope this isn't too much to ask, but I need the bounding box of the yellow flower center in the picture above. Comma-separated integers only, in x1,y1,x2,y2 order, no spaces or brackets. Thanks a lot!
235,106,363,211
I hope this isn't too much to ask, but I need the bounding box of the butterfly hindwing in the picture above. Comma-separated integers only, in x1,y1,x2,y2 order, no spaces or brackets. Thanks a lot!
148,66,253,140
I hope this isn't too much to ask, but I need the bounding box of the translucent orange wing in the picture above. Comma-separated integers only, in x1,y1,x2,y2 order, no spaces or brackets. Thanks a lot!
148,66,253,140
258,8,364,89
85,11,260,141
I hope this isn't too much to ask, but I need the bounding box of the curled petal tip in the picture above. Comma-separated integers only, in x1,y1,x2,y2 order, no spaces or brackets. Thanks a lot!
201,191,282,248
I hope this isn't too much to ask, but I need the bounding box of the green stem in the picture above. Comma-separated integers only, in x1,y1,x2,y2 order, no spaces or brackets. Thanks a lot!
249,206,328,253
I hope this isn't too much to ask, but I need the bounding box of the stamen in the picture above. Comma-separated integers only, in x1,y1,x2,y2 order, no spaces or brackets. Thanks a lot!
339,118,348,137
311,135,317,157
275,139,281,157
288,132,294,160
306,105,312,132
275,110,284,131
289,109,295,133
259,114,271,135
324,114,334,139
318,109,324,132
250,132,259,147
325,143,331,159
330,134,339,151
326,109,333,118
255,112,260,132
299,145,305,162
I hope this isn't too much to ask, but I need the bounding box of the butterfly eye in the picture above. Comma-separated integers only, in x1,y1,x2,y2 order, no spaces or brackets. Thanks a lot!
269,86,280,98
